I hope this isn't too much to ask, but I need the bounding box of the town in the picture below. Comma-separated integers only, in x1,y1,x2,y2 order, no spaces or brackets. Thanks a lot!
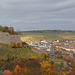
26,40,75,72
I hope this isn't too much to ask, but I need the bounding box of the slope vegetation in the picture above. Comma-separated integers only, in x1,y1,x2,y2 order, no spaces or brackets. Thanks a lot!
0,43,38,59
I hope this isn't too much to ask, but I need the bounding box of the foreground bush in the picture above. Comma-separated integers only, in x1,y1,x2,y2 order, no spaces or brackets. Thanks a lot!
40,53,49,61
9,42,23,48
9,42,15,48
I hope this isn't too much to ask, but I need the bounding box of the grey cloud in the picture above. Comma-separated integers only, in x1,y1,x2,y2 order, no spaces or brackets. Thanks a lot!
0,0,75,31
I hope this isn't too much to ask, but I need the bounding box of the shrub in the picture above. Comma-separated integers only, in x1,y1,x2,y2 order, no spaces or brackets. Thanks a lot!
50,61,55,65
15,43,19,48
12,65,29,75
9,42,15,48
9,42,23,48
40,53,49,61
19,43,23,48
2,70,11,75
13,65,22,75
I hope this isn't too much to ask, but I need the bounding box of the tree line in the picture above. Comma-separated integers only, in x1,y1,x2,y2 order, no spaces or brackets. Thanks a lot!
0,25,14,34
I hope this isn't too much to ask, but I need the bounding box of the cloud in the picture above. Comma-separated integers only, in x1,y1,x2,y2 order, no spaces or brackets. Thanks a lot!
0,0,75,31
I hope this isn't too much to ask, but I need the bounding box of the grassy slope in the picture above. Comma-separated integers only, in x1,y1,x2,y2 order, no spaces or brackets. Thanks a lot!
0,43,38,59
21,31,75,41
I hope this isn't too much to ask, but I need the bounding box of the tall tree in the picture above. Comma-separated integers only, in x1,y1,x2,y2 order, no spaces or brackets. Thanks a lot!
2,26,8,32
0,25,2,31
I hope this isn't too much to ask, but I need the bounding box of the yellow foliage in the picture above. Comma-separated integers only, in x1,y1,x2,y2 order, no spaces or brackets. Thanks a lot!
9,42,14,48
40,60,56,75
9,42,23,48
60,71,67,75
40,61,51,75
66,70,71,74
15,43,18,48
57,48,59,51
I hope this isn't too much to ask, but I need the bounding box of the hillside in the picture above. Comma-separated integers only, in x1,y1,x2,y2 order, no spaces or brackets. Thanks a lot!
20,30,75,41
0,43,38,59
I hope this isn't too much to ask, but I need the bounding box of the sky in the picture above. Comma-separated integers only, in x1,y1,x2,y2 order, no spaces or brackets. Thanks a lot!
0,0,75,31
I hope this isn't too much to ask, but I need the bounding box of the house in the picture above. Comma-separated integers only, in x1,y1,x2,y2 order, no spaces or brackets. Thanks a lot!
46,49,51,52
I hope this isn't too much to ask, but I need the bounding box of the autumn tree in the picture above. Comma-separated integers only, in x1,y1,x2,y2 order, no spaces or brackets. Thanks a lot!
9,43,23,48
59,71,71,75
40,60,51,75
0,25,2,31
15,43,19,48
2,26,9,32
14,65,22,75
12,65,29,75
60,71,66,75
9,42,15,48
40,60,56,75
19,43,23,48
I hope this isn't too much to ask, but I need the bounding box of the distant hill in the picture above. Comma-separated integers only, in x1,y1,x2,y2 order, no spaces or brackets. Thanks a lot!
19,30,75,41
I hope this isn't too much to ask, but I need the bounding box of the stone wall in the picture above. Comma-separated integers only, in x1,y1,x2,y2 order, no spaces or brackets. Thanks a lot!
11,35,22,43
0,32,22,44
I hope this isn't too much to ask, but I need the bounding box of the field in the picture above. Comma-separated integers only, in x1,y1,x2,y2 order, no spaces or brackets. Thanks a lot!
0,43,39,59
20,30,75,42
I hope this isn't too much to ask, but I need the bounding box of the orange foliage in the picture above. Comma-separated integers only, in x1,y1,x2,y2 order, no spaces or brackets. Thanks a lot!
11,65,29,75
19,43,23,48
14,65,22,75
9,42,23,48
13,60,25,68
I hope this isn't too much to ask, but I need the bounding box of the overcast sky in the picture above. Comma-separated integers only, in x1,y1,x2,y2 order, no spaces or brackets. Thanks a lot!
0,0,75,31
